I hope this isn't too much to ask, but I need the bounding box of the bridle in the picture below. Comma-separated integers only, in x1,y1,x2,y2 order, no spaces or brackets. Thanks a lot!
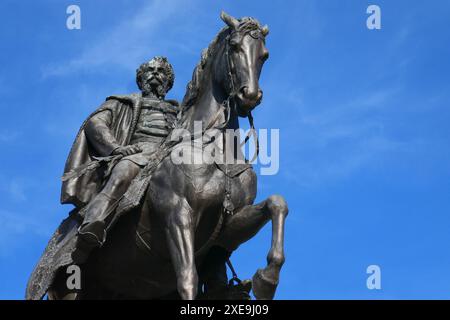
221,29,261,162
176,29,262,162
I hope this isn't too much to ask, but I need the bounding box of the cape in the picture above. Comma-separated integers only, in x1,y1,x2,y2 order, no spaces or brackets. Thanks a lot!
26,93,178,300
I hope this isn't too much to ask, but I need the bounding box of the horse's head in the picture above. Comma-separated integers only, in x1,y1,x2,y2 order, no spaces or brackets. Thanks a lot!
217,12,269,117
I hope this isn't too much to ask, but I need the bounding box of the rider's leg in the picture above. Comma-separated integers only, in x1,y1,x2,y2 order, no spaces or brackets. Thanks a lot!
77,160,140,246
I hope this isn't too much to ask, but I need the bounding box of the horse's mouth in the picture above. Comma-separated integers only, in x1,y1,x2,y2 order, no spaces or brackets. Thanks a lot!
235,95,261,117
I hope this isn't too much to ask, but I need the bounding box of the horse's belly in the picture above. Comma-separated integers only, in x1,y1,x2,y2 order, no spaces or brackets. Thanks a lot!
93,213,177,299
95,246,177,298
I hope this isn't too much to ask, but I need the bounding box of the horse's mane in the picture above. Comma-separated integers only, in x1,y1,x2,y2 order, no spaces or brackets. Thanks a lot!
181,26,229,108
181,17,264,109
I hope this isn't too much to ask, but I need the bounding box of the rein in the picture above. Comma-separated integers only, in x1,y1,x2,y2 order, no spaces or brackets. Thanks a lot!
175,31,259,168
218,30,263,218
224,34,259,163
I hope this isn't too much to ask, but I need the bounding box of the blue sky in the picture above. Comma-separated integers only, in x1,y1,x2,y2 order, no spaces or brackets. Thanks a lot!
1,0,450,299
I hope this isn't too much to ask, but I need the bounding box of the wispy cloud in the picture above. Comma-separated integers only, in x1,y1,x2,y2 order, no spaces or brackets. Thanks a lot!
7,180,27,202
0,209,52,257
0,177,45,203
264,86,407,188
42,0,198,78
0,131,20,143
254,12,421,189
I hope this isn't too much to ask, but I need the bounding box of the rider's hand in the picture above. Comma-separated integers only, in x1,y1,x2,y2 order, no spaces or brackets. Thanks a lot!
112,145,142,156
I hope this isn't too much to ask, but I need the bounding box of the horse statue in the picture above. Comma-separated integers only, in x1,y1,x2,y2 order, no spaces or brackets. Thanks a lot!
26,12,289,300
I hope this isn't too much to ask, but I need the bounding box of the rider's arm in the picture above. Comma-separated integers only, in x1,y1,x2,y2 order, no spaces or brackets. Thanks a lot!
84,109,121,157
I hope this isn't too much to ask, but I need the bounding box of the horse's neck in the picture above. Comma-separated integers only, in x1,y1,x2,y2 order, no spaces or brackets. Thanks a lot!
184,82,226,130
182,73,244,161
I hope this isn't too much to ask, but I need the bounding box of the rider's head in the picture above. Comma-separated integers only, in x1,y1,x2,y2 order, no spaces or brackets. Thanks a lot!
136,56,175,99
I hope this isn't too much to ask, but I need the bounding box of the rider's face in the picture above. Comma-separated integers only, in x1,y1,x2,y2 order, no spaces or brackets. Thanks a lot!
143,61,168,89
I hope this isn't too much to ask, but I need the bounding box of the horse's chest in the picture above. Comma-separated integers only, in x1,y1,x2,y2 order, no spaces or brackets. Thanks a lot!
229,168,257,209
185,164,255,210
189,165,225,200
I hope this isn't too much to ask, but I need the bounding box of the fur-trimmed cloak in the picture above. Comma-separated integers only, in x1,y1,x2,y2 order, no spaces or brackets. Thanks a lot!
26,93,178,300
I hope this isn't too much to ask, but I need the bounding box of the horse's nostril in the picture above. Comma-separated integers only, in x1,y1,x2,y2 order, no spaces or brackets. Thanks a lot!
256,90,263,101
241,86,259,100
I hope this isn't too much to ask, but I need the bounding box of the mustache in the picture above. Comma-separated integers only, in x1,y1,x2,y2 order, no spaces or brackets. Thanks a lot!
145,74,163,84
141,79,167,97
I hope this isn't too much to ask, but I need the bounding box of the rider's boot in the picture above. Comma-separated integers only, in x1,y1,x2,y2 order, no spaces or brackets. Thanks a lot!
72,221,106,264
71,193,118,264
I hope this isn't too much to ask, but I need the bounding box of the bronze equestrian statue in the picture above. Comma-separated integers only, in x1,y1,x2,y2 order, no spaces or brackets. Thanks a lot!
26,12,289,300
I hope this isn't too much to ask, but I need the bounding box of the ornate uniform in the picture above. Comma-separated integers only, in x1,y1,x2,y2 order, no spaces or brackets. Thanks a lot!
122,97,177,166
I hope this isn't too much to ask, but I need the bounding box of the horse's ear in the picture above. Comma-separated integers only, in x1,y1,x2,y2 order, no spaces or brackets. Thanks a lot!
261,25,269,37
220,11,239,29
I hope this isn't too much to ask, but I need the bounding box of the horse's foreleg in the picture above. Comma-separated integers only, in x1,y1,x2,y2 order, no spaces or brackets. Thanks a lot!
253,195,289,300
164,198,198,300
217,195,288,300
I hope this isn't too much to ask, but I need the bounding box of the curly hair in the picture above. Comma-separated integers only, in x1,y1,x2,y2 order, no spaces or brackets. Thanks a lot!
136,56,175,92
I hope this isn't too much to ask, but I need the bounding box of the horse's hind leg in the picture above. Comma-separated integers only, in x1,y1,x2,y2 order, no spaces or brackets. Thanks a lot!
163,198,198,300
216,195,288,299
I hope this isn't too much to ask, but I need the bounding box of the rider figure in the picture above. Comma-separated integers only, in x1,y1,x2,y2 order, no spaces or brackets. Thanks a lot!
71,56,178,263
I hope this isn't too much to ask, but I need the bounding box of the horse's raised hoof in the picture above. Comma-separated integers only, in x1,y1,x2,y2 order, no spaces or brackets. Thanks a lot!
252,268,278,300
